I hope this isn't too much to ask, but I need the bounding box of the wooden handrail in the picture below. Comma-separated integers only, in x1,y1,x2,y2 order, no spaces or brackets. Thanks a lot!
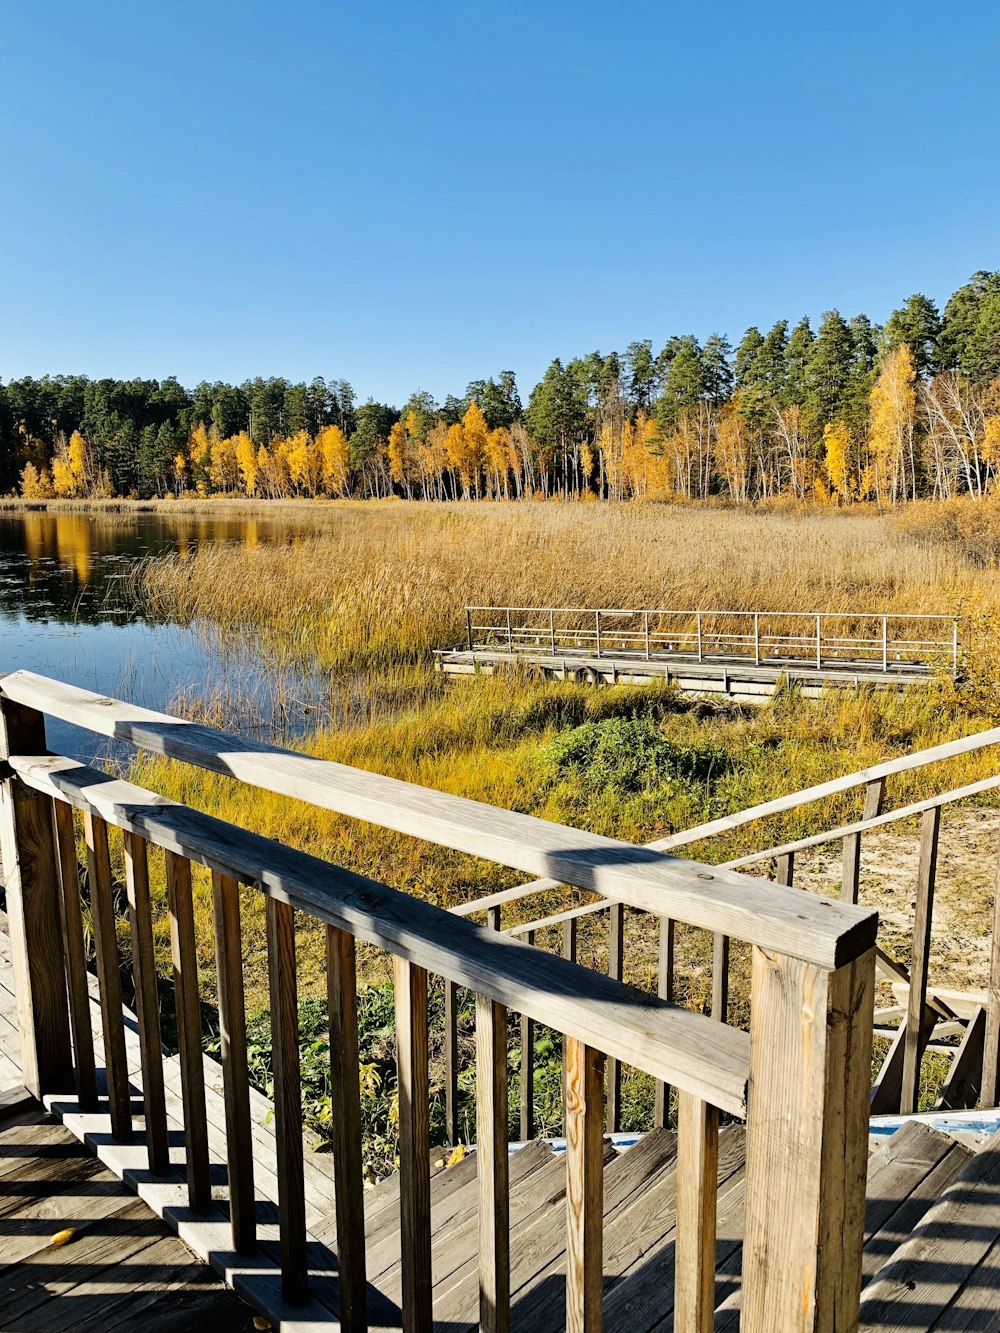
0,671,875,969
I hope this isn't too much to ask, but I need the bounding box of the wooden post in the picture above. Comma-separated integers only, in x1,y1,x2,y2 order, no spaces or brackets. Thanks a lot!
654,916,675,1128
445,978,460,1145
742,945,875,1333
327,925,366,1330
506,608,513,654
712,932,729,1023
51,799,97,1109
0,696,72,1098
594,610,602,659
816,613,822,669
394,957,432,1333
606,902,624,1133
125,832,170,1175
775,851,795,888
477,991,510,1333
697,612,703,662
754,612,760,666
85,812,132,1142
882,615,889,672
675,1091,719,1333
550,609,557,655
562,915,578,1125
643,611,650,660
565,1037,604,1333
982,840,1000,1108
841,778,885,905
521,929,535,1142
901,806,941,1115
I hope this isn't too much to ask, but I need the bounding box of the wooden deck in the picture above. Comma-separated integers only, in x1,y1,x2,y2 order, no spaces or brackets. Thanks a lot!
3,912,1000,1331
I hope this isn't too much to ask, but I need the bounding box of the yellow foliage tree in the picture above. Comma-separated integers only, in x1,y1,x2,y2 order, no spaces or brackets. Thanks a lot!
823,421,854,503
461,402,489,498
234,433,258,496
868,345,916,505
317,425,350,496
20,462,54,498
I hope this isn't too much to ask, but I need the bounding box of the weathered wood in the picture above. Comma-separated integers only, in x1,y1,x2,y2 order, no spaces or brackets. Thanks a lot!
266,894,308,1303
477,990,510,1333
655,916,675,1128
0,697,72,1099
444,978,460,1145
164,849,210,1212
521,928,535,1141
712,931,730,1023
326,923,366,1330
841,778,885,904
607,901,624,1133
13,754,752,1115
124,831,169,1174
901,806,941,1116
565,1037,604,1333
0,673,876,969
674,1091,719,1333
937,1006,988,1111
394,955,432,1333
51,798,97,1109
742,946,875,1333
84,812,131,1141
982,840,1000,1108
775,850,795,887
211,870,255,1253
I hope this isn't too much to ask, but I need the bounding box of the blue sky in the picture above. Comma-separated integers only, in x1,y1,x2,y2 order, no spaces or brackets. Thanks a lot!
3,1,999,405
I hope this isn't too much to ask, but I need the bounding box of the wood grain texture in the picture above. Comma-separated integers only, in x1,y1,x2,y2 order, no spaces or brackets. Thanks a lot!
0,698,72,1099
841,778,885,904
211,870,256,1254
982,839,1000,1107
901,806,941,1116
394,956,432,1333
655,915,675,1128
742,946,874,1333
51,797,97,1108
266,894,308,1303
0,671,876,968
606,902,624,1134
326,923,366,1330
521,928,535,1142
712,931,730,1023
937,1006,987,1112
124,831,169,1174
675,1091,719,1333
444,977,460,1145
164,849,210,1212
84,812,131,1141
565,1037,605,1333
12,754,751,1115
477,990,510,1333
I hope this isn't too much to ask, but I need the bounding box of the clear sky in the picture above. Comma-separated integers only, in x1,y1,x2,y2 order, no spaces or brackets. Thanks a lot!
3,1,999,406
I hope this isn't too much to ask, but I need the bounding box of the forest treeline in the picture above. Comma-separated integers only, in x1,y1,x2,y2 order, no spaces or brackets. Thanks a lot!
8,270,1000,505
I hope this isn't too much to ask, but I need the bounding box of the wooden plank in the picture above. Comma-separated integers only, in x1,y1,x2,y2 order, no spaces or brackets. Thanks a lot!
477,990,510,1333
937,1006,988,1111
775,850,795,887
655,916,675,1128
712,932,730,1023
607,902,623,1134
211,870,256,1254
565,1037,604,1333
0,674,876,969
123,831,169,1175
982,838,1000,1108
742,946,875,1333
266,894,308,1303
83,812,131,1142
13,755,752,1116
51,798,97,1110
444,978,460,1145
394,955,432,1333
521,928,535,1142
0,698,72,1099
901,805,941,1116
674,1091,718,1333
164,849,210,1212
841,778,885,904
326,924,366,1331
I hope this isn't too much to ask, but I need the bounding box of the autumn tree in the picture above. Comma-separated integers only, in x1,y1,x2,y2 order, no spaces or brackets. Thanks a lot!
868,345,917,504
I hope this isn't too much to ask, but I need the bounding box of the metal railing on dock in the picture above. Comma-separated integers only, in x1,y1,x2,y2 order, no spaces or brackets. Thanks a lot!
463,605,962,674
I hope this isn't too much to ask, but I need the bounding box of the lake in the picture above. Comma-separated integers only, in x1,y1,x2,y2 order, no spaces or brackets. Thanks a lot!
0,508,331,764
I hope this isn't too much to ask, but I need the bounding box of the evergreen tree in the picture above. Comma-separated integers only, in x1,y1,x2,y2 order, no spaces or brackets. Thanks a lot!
782,317,814,408
804,311,852,434
701,333,733,404
883,294,941,378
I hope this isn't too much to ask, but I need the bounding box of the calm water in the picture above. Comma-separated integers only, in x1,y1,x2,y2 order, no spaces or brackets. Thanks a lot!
0,509,327,763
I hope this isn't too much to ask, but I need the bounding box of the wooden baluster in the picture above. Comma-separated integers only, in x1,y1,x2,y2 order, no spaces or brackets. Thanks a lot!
521,928,535,1142
562,915,578,1129
654,915,675,1128
327,925,366,1330
901,806,941,1115
606,902,624,1134
394,956,432,1333
164,850,210,1211
0,697,72,1099
982,839,1000,1108
565,1037,604,1333
85,812,131,1141
124,832,169,1174
266,895,308,1303
775,851,795,887
841,778,885,904
478,990,510,1333
445,978,460,1145
711,932,729,1023
212,871,256,1253
51,799,97,1109
742,945,875,1333
675,1091,719,1333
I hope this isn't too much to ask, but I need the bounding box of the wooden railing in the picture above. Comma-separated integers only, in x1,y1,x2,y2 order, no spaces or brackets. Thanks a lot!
459,721,1000,1130
464,605,962,674
0,668,877,1333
